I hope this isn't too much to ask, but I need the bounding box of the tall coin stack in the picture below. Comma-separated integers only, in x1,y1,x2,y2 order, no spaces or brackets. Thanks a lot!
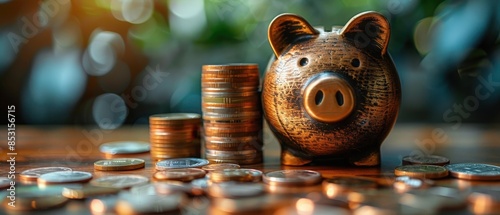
149,113,201,161
201,64,263,165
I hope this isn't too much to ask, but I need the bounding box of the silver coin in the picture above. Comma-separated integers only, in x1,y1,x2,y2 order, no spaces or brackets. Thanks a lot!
37,171,92,184
20,167,73,181
99,141,150,154
0,177,12,189
90,175,149,189
190,178,209,190
207,182,264,198
445,163,500,180
116,191,187,214
263,170,322,186
155,158,209,170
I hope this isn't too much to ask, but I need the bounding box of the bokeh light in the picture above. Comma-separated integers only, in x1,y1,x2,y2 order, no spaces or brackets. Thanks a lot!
83,30,124,76
22,49,86,124
92,93,128,129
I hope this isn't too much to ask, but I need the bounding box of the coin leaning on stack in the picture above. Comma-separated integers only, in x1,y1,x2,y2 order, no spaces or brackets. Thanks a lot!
201,64,263,165
149,113,202,161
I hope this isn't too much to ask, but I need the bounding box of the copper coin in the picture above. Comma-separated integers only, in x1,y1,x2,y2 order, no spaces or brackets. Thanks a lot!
445,163,500,180
37,171,93,184
91,175,149,189
394,165,449,179
155,158,209,170
207,157,263,165
263,170,322,186
94,158,145,171
154,168,206,182
402,155,450,166
99,141,150,155
209,169,262,183
20,167,73,181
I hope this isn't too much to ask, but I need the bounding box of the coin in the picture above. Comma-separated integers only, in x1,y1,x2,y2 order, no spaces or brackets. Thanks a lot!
401,187,468,212
90,175,149,189
155,158,209,170
62,184,120,199
2,186,68,211
37,171,93,184
445,163,500,180
274,198,350,215
154,168,206,182
0,177,12,189
263,170,322,186
115,191,187,215
402,155,450,166
322,176,378,198
94,158,145,171
149,112,201,121
20,167,73,181
207,182,264,198
99,141,150,155
202,163,240,172
392,176,434,193
191,178,209,190
394,165,449,179
209,169,262,183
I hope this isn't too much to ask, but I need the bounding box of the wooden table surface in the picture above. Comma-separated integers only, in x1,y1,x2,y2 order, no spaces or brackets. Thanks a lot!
1,123,500,214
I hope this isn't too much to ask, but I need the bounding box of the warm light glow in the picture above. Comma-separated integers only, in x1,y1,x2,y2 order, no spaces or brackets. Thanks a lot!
90,199,107,213
296,198,314,215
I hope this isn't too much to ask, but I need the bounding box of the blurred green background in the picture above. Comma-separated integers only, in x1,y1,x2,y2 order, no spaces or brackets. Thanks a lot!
0,0,499,128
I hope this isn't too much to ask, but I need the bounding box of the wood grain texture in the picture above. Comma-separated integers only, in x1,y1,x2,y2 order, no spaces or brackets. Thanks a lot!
263,12,401,166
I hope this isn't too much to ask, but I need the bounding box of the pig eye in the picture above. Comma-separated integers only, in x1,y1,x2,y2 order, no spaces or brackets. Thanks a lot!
351,58,360,68
299,58,309,67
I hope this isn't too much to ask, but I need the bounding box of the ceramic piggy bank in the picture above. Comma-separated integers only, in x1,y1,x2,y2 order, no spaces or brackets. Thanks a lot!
262,11,401,166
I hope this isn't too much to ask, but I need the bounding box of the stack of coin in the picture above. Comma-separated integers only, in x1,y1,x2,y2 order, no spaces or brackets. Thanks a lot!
149,113,201,161
201,64,263,165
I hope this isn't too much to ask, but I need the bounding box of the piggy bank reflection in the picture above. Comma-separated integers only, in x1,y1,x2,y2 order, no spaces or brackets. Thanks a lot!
262,11,401,166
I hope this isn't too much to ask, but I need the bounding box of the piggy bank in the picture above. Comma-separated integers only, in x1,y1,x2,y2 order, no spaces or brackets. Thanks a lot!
262,11,401,166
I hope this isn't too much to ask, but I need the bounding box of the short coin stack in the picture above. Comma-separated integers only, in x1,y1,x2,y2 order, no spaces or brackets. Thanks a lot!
201,64,263,164
149,113,201,161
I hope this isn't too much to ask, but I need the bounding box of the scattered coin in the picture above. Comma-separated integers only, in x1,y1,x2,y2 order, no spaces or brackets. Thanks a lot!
207,182,264,198
201,163,240,172
394,165,449,179
392,176,434,193
155,158,209,170
99,141,150,155
2,185,68,211
445,163,500,180
37,171,93,184
90,175,149,189
209,168,262,183
94,158,145,171
322,176,378,198
190,178,209,190
402,155,450,166
153,168,206,182
0,177,12,189
62,184,120,199
20,167,72,181
263,170,322,186
115,191,188,215
274,198,350,215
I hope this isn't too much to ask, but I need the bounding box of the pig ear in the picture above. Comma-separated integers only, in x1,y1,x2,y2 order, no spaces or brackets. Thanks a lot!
340,11,390,55
268,14,319,57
